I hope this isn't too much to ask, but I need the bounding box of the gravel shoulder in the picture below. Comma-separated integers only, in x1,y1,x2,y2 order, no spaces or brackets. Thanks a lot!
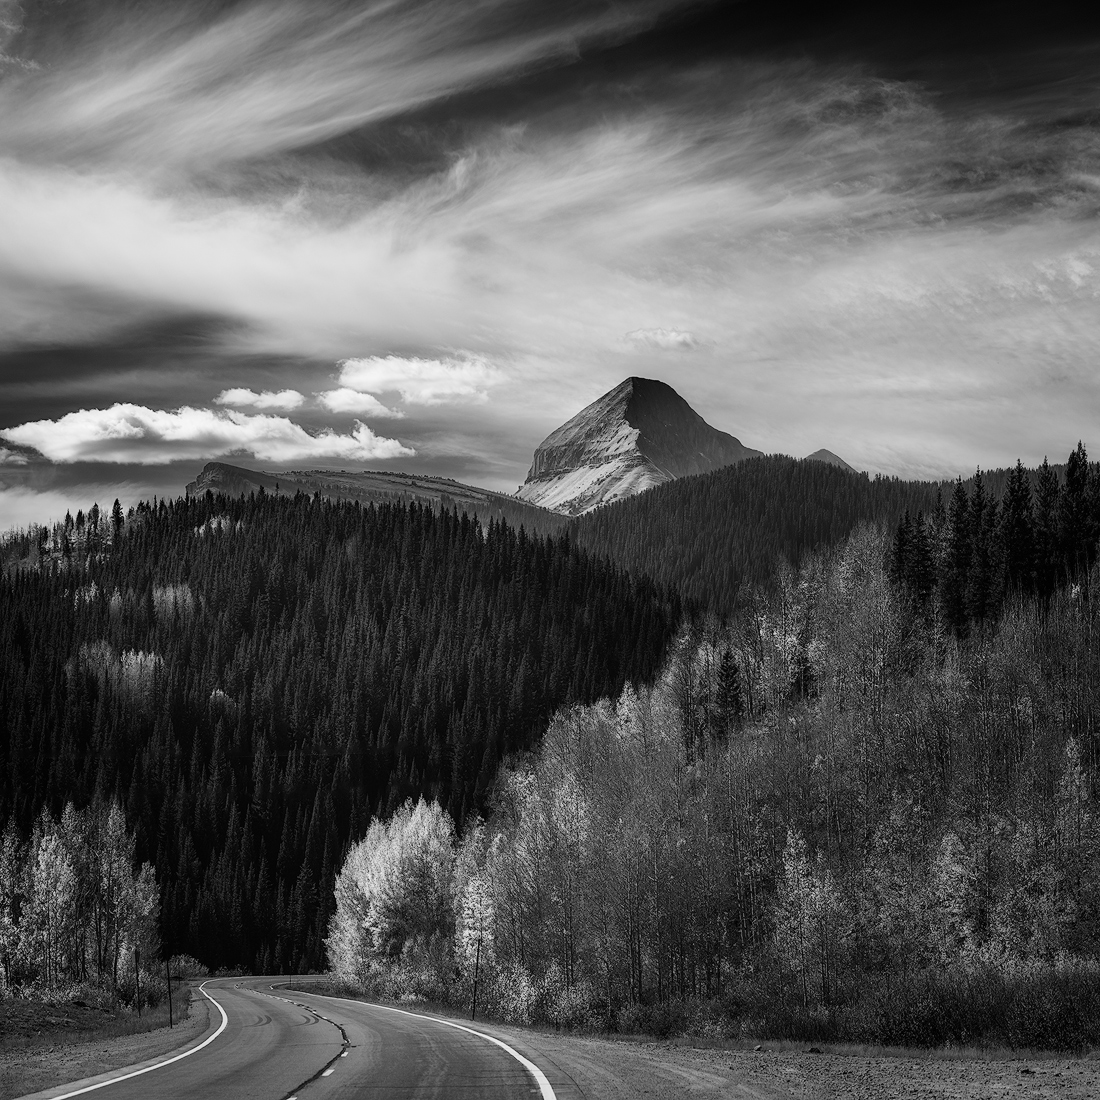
0,990,210,1100
447,1023,1100,1100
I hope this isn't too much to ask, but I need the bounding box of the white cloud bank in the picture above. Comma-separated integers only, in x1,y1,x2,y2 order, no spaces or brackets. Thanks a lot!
315,388,404,417
337,355,503,405
0,405,414,464
215,388,305,410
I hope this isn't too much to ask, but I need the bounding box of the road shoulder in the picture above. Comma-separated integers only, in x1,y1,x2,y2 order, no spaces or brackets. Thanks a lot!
416,1022,1100,1100
2,989,213,1100
286,984,1100,1100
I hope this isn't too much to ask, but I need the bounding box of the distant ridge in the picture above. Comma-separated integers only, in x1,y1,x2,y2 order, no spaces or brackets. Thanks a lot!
516,377,761,515
186,462,564,535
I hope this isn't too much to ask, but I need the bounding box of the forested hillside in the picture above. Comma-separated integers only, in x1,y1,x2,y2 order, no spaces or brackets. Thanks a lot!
0,492,679,974
327,443,1100,1049
570,455,943,615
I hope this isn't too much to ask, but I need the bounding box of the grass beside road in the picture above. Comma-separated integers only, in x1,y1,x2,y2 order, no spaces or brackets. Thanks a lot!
0,984,200,1100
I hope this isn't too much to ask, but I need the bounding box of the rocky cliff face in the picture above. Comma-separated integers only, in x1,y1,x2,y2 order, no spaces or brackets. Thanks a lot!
516,377,760,515
186,462,286,498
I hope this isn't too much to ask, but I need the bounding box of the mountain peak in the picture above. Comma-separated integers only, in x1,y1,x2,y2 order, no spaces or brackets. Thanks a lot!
804,448,855,472
516,377,760,514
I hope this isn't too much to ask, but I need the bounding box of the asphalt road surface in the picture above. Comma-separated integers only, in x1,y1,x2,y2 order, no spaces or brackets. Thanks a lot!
35,977,558,1100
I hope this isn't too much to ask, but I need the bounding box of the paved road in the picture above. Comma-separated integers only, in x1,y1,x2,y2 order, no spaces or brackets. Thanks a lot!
36,977,557,1100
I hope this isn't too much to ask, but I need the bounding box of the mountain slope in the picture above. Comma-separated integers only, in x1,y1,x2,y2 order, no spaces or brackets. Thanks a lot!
516,377,761,514
570,455,943,616
187,461,565,536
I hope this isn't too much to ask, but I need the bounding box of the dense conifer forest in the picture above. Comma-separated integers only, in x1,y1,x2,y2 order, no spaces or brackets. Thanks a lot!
0,491,679,974
569,455,946,615
892,448,1098,637
197,457,972,618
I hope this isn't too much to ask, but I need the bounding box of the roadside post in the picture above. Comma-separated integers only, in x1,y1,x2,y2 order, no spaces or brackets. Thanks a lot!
471,933,481,1021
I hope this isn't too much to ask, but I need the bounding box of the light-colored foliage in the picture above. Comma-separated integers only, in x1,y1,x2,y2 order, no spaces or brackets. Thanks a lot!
326,798,455,980
2,801,158,999
327,532,1100,1042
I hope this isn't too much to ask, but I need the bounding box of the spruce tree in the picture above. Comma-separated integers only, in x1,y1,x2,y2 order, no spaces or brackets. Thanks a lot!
1035,458,1062,600
999,460,1035,597
1061,442,1092,579
890,513,913,588
940,479,971,637
966,471,997,635
907,513,936,608
714,647,744,738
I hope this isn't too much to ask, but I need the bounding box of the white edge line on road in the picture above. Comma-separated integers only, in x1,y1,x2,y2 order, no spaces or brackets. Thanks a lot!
45,981,230,1100
302,991,556,1100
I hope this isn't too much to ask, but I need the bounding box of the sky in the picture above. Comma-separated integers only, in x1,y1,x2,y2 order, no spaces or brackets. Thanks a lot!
2,0,1100,529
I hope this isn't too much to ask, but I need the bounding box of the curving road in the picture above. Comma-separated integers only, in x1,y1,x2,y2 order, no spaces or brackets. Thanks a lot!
32,977,563,1100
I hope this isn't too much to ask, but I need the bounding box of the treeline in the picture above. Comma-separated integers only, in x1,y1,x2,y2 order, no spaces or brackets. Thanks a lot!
0,491,679,974
891,444,1100,637
569,455,943,616
329,514,1100,1049
0,801,159,1003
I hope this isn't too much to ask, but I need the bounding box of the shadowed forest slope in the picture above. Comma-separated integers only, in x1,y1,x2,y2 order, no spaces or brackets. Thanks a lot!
0,491,679,973
569,455,943,615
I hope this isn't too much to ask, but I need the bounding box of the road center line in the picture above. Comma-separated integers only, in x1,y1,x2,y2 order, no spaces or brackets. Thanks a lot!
296,989,557,1100
258,989,350,1100
46,981,230,1099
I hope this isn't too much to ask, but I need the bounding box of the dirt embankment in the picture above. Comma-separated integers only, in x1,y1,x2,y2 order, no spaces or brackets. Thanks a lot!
0,989,207,1100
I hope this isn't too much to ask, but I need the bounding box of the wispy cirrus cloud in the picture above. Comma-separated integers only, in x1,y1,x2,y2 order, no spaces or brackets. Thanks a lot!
215,388,305,410
0,0,1099,489
0,0,676,172
0,404,413,464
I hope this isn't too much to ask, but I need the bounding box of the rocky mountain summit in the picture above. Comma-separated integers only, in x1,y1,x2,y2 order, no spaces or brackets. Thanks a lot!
516,377,761,515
